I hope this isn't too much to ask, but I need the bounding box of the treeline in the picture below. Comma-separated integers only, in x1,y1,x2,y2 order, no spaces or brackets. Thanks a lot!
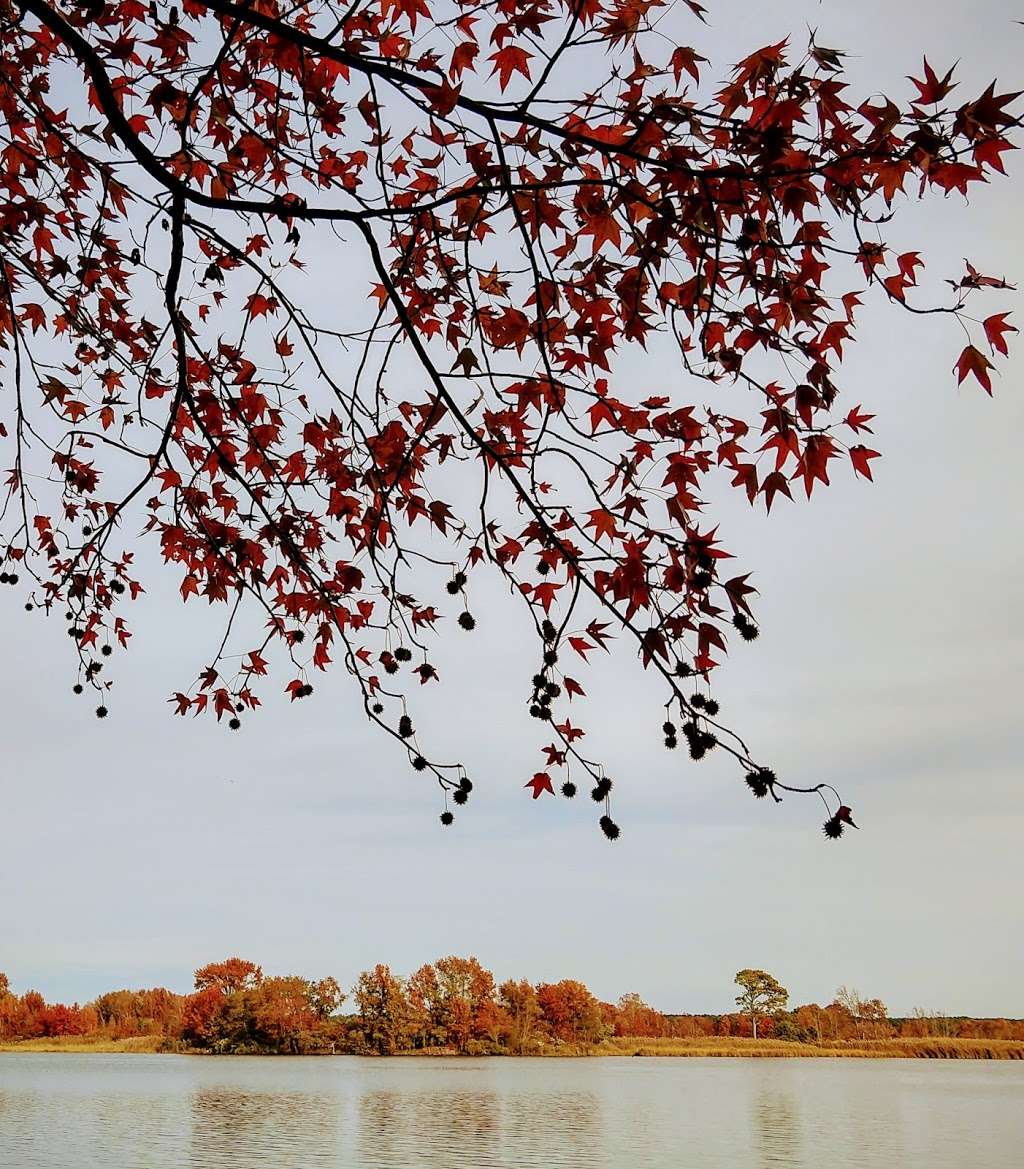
1,963,1021,1056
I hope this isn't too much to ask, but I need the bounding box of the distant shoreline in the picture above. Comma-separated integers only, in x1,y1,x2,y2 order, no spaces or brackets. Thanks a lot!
2,1036,1021,1060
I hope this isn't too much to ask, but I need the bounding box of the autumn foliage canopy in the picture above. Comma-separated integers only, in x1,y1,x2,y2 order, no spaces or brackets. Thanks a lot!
0,0,1018,835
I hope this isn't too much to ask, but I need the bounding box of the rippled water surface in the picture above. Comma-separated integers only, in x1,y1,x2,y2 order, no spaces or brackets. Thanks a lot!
1,1054,1022,1168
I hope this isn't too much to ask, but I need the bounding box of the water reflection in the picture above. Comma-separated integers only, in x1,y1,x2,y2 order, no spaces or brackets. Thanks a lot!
0,1054,1021,1169
500,1088,602,1167
190,1086,339,1167
753,1087,802,1167
358,1087,502,1167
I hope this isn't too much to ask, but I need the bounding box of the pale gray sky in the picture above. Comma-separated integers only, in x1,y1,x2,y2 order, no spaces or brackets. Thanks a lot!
1,0,1021,1017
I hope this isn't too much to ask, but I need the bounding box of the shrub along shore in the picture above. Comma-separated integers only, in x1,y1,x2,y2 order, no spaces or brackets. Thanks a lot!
2,959,1021,1058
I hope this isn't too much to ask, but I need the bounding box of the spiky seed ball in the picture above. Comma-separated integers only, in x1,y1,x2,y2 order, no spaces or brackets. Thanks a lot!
73,684,83,695
82,526,92,537
292,629,305,643
395,647,412,662
691,571,712,590
383,659,399,675
675,661,693,677
440,811,454,827
538,692,551,708
8,574,17,585
372,703,384,714
757,767,778,787
452,788,468,806
25,603,32,612
697,551,714,571
690,693,706,709
0,573,8,584
545,683,561,698
416,665,436,683
398,715,413,738
682,720,698,738
689,740,707,761
235,702,243,712
459,778,473,793
662,721,676,735
458,612,476,631
701,733,718,751
95,706,108,719
536,559,551,575
543,649,558,666
529,704,543,719
665,736,677,749
704,699,720,717
732,613,748,631
823,815,844,840
599,816,620,841
101,644,112,657
532,673,546,689
538,707,552,721
541,620,557,642
445,580,460,595
561,781,577,798
302,683,314,697
412,755,427,772
739,623,759,641
228,717,241,731
590,785,603,802
745,771,770,798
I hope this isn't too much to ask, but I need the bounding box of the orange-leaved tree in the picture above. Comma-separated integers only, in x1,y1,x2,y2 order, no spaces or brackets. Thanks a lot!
0,0,1018,836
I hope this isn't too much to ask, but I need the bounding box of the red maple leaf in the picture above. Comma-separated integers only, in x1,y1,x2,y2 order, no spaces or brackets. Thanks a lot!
525,772,555,799
983,313,1016,357
488,47,532,91
954,344,994,394
908,58,956,105
849,446,881,481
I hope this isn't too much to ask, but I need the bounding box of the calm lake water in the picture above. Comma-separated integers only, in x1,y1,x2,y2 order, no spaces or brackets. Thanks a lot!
1,1054,1021,1168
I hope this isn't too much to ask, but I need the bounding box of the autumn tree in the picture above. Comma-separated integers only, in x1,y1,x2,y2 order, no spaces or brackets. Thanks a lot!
536,979,605,1047
734,968,788,1039
352,963,413,1055
248,976,319,1052
498,978,542,1054
307,976,344,1020
614,991,668,1038
93,986,183,1037
0,973,15,1039
180,986,225,1046
193,957,263,995
0,0,1018,838
835,986,891,1040
407,955,498,1050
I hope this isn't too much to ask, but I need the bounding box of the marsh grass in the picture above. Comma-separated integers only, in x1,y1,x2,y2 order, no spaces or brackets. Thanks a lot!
595,1036,1024,1059
2,1035,1021,1058
0,1034,166,1054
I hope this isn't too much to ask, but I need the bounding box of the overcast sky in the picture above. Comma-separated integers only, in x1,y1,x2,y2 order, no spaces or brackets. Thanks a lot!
1,0,1022,1018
